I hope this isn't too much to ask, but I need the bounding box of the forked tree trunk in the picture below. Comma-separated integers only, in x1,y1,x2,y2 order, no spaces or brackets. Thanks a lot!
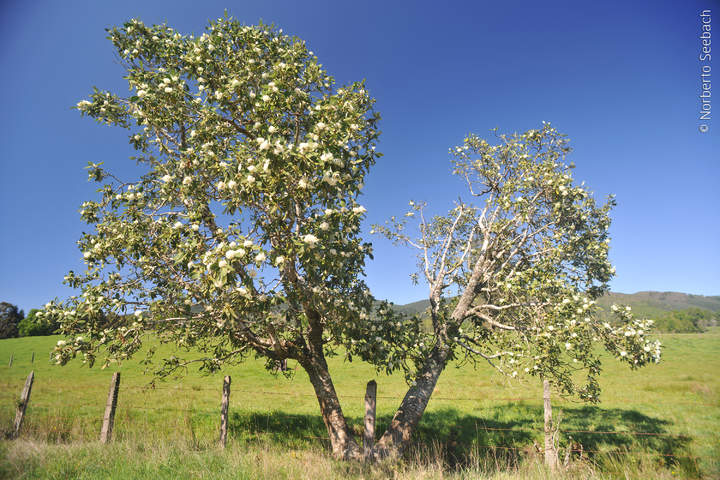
300,353,361,459
373,347,450,458
543,379,559,471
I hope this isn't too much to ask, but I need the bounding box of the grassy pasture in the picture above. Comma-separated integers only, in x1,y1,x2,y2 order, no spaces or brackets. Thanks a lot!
0,332,718,479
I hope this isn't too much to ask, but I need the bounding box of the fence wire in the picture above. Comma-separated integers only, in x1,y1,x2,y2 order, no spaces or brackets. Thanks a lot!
2,374,718,463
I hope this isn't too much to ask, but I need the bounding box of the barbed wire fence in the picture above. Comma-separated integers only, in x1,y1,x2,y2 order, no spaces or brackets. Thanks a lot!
2,366,716,470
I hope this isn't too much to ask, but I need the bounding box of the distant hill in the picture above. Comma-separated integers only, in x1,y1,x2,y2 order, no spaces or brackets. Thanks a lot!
389,291,720,320
595,291,720,320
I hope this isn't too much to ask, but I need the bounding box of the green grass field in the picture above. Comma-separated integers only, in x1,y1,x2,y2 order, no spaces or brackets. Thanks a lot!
0,331,718,479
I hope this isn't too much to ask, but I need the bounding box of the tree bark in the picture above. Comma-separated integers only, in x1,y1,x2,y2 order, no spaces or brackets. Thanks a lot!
300,352,361,459
373,346,450,458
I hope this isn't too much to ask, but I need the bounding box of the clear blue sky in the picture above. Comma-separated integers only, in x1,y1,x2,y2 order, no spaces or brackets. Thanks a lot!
1,0,718,313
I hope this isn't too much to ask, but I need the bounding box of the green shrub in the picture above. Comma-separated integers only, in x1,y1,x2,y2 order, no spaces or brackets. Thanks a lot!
18,309,57,337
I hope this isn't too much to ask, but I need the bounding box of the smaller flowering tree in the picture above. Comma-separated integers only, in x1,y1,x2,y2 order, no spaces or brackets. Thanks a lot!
369,124,661,457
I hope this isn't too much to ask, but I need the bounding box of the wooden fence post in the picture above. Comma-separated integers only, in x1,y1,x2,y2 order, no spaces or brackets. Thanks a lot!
31,352,35,364
12,371,34,439
8,353,13,368
363,380,377,460
219,375,231,448
543,379,558,471
100,372,121,444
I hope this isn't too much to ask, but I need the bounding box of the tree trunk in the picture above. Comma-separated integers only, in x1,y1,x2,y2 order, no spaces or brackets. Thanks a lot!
373,346,449,458
543,379,558,471
300,352,361,460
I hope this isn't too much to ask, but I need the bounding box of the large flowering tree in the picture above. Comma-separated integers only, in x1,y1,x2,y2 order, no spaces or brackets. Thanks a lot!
370,124,661,457
44,17,381,458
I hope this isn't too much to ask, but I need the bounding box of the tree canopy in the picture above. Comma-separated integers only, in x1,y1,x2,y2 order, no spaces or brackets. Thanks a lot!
44,16,381,458
0,302,23,339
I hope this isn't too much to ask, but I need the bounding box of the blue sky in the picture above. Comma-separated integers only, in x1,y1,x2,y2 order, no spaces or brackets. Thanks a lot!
1,0,718,313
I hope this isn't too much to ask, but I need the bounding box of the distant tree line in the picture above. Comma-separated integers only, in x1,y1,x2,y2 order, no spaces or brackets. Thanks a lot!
2,298,717,339
0,302,58,339
652,308,717,333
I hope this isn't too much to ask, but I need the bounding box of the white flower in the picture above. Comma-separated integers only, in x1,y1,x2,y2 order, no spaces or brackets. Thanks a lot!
319,222,329,231
164,87,173,93
323,173,338,186
620,351,627,357
83,251,91,259
57,340,66,347
243,240,253,248
217,181,226,190
247,165,257,173
268,125,277,133
316,122,326,130
182,176,192,185
77,100,92,108
303,234,319,245
262,94,271,102
246,175,255,183
320,152,333,162
227,180,237,189
274,255,285,266
298,178,308,189
257,138,270,151
173,221,183,229
565,342,572,350
237,286,248,296
191,224,199,231
137,90,147,98
225,250,236,260
352,206,367,214
161,174,173,183
218,259,228,268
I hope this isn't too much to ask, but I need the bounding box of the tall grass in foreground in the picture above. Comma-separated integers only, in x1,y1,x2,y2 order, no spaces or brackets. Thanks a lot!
0,333,718,479
0,439,689,480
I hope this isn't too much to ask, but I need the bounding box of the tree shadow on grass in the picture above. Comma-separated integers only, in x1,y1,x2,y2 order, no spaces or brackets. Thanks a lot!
227,402,696,475
408,403,694,473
